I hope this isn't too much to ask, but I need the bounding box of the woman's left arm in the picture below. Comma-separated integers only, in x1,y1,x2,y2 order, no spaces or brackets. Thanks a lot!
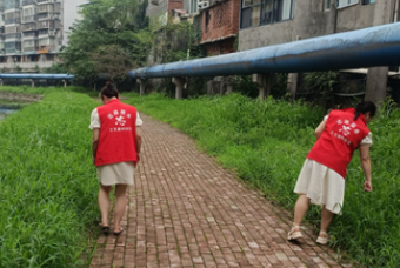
315,120,326,140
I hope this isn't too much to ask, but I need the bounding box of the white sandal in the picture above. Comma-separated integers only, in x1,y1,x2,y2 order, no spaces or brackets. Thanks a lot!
316,232,328,244
287,226,302,241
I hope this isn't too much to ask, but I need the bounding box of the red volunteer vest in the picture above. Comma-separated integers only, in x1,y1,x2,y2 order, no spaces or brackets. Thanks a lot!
307,108,370,178
95,99,138,167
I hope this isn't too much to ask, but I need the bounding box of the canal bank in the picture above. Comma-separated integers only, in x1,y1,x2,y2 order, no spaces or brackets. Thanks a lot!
0,106,19,120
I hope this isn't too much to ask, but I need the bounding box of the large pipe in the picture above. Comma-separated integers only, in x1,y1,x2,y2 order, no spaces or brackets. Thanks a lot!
0,74,74,80
127,23,400,79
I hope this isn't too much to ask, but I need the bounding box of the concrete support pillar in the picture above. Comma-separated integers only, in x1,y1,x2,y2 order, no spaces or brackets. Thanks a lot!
365,67,388,105
31,79,35,88
136,79,148,95
0,79,3,86
63,80,67,88
286,35,301,98
253,73,276,100
172,76,186,100
287,73,298,98
226,76,233,94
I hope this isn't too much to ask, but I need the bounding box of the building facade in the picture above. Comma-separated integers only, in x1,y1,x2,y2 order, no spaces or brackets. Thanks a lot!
198,0,240,56
147,0,185,26
238,0,399,103
0,0,64,72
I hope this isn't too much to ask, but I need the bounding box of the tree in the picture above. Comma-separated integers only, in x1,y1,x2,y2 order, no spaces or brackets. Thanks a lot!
89,45,133,81
61,0,152,80
14,66,22,73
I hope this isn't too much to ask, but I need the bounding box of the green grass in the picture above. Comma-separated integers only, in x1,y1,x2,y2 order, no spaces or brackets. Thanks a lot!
0,89,100,267
126,93,400,268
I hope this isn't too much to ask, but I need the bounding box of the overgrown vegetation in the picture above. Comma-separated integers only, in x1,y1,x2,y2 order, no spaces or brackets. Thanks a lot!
0,88,99,267
127,93,400,268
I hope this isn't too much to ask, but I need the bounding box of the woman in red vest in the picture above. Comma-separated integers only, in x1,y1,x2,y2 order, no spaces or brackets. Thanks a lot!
89,82,142,236
287,101,376,244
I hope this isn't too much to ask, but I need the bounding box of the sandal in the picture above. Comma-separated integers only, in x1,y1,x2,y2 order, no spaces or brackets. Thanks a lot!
287,226,302,241
113,228,124,236
101,226,109,236
316,232,328,244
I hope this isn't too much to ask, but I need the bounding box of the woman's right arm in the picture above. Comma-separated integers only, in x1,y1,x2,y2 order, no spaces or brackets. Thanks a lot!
360,145,372,192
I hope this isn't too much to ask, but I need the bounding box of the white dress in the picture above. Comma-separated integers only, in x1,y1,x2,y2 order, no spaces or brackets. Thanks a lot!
293,115,373,215
89,108,143,186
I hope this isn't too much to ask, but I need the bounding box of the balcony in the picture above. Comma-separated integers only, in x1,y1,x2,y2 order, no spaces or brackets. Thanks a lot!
22,15,38,23
38,29,55,38
6,18,21,25
38,46,54,53
23,33,38,39
0,61,54,68
21,23,36,32
38,14,60,21
22,0,36,6
36,20,59,29
23,46,39,52
5,33,21,40
5,2,20,10
5,48,21,54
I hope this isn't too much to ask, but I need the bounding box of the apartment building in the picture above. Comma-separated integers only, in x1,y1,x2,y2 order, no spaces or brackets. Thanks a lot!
147,0,184,26
0,0,64,72
195,0,240,56
238,0,398,103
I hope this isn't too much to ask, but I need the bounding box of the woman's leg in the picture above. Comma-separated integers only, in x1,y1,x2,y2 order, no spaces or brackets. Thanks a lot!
293,194,310,229
99,184,112,227
113,184,128,233
320,206,334,236
288,194,310,240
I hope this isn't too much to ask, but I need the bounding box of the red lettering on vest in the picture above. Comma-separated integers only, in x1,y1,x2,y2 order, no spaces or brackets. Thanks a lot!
95,99,138,167
307,108,370,178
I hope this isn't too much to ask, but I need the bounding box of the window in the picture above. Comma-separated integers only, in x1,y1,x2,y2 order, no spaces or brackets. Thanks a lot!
337,0,359,8
362,0,375,5
241,0,293,29
24,39,34,47
325,0,331,10
23,7,34,15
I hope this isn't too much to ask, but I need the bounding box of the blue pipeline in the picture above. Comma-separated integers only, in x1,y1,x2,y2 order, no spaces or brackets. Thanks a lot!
0,74,74,80
127,22,400,79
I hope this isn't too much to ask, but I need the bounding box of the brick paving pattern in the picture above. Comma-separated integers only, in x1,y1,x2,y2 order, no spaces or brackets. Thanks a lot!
89,114,358,268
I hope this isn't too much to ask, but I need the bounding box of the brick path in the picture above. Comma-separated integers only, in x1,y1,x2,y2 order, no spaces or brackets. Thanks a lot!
89,114,358,268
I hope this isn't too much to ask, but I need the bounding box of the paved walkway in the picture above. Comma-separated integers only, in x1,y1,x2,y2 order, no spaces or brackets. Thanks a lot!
89,114,358,268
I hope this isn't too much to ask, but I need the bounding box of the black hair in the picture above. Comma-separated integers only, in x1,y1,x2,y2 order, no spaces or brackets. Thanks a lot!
100,81,119,100
354,100,376,121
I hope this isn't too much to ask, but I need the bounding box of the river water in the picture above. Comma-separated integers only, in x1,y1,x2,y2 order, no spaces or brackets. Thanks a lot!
0,106,18,121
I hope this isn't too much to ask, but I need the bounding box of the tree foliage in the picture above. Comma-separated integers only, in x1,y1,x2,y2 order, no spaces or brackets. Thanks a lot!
61,0,152,80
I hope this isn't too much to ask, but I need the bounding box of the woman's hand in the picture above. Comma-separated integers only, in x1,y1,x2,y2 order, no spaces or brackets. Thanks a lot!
364,180,373,192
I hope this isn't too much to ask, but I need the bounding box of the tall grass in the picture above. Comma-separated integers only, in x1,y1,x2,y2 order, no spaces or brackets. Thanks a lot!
127,93,400,268
0,91,99,267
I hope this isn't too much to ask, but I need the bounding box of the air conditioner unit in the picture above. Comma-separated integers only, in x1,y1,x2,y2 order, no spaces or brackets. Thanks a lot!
198,1,209,9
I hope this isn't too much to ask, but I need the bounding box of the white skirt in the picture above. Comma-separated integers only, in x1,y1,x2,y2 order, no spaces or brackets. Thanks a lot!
96,161,135,186
294,159,345,215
